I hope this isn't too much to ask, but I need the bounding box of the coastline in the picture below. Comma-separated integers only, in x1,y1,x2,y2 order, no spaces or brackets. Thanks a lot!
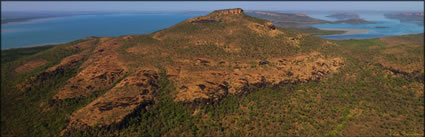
318,28,369,35
1,41,67,50
1,16,74,25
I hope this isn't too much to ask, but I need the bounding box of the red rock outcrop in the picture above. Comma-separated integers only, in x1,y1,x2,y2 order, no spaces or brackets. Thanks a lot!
212,8,243,15
171,52,344,103
59,69,159,136
17,39,98,92
52,38,128,100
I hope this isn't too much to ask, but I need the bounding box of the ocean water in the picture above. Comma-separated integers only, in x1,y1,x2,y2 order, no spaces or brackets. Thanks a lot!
1,12,424,49
306,13,424,39
1,13,204,49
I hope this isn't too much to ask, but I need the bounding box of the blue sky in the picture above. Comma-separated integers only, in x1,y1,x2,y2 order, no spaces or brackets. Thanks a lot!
2,2,424,12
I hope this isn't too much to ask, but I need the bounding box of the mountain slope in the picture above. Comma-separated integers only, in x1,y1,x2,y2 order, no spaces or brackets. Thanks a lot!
54,8,343,134
1,8,423,137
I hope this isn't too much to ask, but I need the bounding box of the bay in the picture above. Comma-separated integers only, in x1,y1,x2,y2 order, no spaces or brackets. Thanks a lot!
305,12,424,39
1,11,423,49
1,13,204,49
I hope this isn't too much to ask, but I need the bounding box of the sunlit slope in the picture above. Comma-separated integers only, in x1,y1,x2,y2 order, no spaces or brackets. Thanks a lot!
1,8,423,137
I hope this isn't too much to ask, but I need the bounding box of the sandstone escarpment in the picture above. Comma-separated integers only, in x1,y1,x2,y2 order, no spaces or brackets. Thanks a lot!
247,21,282,37
6,8,425,137
170,52,344,103
210,8,243,15
52,38,128,101
17,51,89,92
17,39,98,92
57,9,345,134
17,8,346,135
60,69,159,136
186,8,245,24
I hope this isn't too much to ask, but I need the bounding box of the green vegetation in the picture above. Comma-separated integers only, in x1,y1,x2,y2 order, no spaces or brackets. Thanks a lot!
1,45,55,64
67,69,199,137
0,39,100,137
1,9,423,137
3,34,423,136
90,33,423,136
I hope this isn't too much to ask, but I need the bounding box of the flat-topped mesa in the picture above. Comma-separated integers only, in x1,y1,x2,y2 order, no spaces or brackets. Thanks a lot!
188,8,245,23
209,8,244,16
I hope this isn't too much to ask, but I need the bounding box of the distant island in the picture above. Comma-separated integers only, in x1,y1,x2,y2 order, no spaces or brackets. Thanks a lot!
246,11,375,35
326,12,360,20
375,26,389,29
2,11,116,24
2,15,65,24
384,12,424,24
247,11,375,26
331,18,375,24
245,11,331,25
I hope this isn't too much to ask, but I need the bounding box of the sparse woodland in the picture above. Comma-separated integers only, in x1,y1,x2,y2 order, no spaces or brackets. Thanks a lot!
1,9,423,137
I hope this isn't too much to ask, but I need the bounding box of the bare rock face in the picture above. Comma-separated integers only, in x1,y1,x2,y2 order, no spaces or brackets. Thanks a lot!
211,8,244,15
16,39,98,92
247,21,282,37
52,38,128,101
172,52,344,104
172,70,230,104
17,51,89,92
187,8,244,24
47,50,90,73
7,8,353,136
60,69,159,136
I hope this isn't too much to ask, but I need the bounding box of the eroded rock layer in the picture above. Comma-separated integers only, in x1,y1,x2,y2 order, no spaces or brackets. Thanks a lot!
17,38,98,92
53,38,128,100
169,52,344,103
16,8,346,135
60,69,159,136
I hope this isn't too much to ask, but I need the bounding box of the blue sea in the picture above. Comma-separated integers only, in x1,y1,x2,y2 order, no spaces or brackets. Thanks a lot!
1,12,424,49
1,13,204,49
306,12,424,39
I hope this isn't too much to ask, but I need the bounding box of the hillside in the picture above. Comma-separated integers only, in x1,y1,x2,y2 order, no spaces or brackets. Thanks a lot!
1,8,424,137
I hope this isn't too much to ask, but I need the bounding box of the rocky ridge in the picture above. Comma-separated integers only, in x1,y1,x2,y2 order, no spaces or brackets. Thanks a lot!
14,8,345,135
